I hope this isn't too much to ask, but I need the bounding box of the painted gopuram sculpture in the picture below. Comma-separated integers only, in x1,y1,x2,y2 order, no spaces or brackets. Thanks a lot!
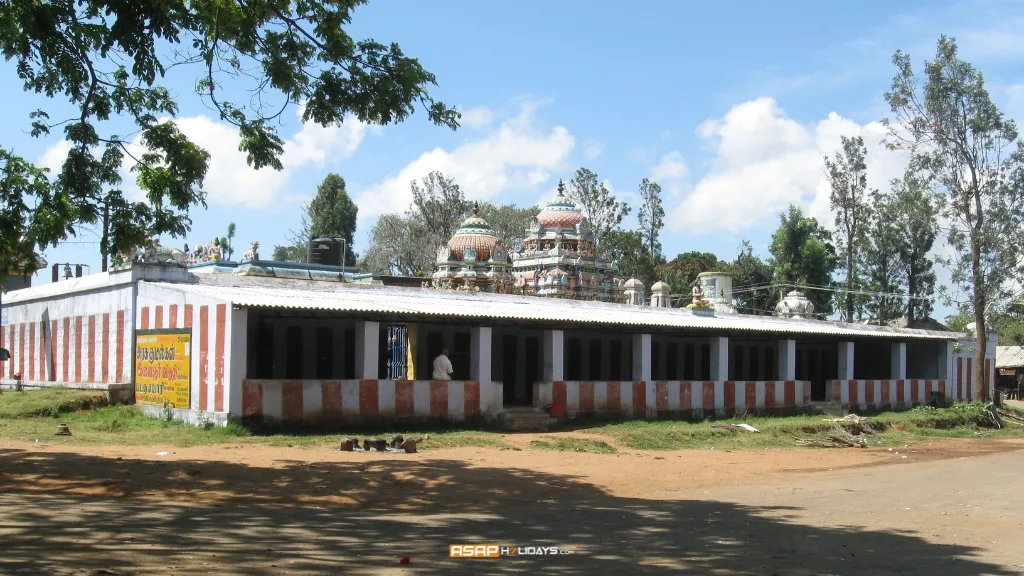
432,204,513,293
509,180,622,301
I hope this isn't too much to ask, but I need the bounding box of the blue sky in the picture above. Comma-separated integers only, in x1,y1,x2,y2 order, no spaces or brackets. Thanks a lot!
5,0,1024,319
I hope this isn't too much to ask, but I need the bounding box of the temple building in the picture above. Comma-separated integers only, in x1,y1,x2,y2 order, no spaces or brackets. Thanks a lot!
431,205,513,292
509,181,622,301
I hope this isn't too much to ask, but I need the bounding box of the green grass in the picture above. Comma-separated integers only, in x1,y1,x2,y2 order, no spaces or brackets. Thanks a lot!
1,389,1020,451
530,437,617,454
582,404,1024,451
0,387,107,418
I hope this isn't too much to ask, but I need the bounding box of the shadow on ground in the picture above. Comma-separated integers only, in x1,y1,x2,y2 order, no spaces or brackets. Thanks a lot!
0,447,1013,575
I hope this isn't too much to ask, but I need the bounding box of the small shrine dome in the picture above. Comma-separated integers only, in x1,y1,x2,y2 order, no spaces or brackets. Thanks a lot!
536,180,584,228
775,290,815,319
447,205,498,261
624,278,645,291
651,280,670,292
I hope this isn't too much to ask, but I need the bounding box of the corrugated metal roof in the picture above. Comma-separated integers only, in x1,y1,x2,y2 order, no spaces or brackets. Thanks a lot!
148,277,958,340
997,346,1024,368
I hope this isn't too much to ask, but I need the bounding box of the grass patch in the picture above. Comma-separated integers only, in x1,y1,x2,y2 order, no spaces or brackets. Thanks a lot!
578,405,1023,451
1,389,1019,452
0,390,512,450
530,437,617,454
0,387,106,418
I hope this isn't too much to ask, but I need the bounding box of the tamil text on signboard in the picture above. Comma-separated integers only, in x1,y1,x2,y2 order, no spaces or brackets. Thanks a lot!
135,330,191,407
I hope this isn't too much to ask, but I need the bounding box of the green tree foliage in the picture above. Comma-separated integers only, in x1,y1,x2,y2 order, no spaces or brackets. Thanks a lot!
891,166,937,322
884,35,1024,396
768,205,839,318
0,0,458,279
565,168,630,253
478,203,538,250
0,151,58,283
411,171,470,246
272,173,359,264
863,190,906,324
603,230,660,290
637,178,665,258
824,135,873,322
658,251,720,296
362,213,435,276
362,172,537,275
725,241,776,316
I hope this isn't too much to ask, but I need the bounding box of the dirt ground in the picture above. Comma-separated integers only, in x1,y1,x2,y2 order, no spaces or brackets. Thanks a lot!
1,435,1023,575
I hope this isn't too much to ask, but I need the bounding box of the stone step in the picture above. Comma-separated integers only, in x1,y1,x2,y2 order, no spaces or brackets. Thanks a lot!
498,408,557,432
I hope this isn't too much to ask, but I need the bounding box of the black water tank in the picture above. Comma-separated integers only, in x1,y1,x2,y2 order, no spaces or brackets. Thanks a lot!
308,237,341,266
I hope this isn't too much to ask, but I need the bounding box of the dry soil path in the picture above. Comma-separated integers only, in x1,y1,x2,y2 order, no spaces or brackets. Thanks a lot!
0,437,1022,575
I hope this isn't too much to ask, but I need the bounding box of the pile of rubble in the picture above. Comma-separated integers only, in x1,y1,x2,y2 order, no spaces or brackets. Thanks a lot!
795,415,877,449
337,435,426,454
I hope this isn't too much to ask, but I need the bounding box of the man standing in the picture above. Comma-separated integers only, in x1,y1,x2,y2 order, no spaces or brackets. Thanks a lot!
432,348,453,381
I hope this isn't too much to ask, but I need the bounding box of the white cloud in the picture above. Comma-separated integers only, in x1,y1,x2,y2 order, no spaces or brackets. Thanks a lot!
353,99,575,220
650,151,688,182
583,140,604,160
39,105,372,210
460,105,495,130
668,97,911,234
39,139,72,176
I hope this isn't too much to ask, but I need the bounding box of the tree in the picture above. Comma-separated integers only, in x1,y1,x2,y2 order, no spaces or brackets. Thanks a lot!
272,174,358,264
725,241,776,316
0,0,458,279
478,203,538,251
891,166,937,322
658,251,720,295
863,190,906,324
637,178,665,258
362,213,434,276
272,242,307,263
884,35,1024,399
0,151,58,284
565,168,630,253
603,230,660,290
768,205,839,317
824,135,873,322
308,174,358,265
411,171,470,248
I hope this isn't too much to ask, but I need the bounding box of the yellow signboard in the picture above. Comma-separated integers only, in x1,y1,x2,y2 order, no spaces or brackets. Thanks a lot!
134,330,191,407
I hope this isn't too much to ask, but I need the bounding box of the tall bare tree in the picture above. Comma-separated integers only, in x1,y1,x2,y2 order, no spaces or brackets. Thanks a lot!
637,178,665,258
825,135,873,323
411,171,470,246
885,35,1024,399
565,168,630,253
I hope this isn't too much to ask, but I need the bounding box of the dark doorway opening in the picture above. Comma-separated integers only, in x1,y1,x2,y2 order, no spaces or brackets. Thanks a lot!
343,327,355,379
286,326,303,378
588,339,602,380
315,327,333,379
452,332,471,380
502,334,517,405
610,340,623,380
566,338,582,380
524,336,539,404
255,321,274,378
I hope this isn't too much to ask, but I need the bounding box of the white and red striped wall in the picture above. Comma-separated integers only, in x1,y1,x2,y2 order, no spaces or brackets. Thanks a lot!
1,286,133,388
831,379,950,409
534,380,812,418
240,379,501,422
952,342,997,401
135,282,244,415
